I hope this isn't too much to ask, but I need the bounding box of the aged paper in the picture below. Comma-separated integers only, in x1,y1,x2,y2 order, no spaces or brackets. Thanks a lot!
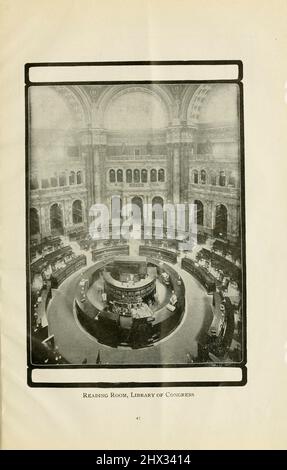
1,0,287,450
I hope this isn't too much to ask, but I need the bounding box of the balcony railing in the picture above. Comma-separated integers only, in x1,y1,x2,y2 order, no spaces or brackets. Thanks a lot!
107,181,167,188
106,154,168,161
30,185,87,195
188,183,239,193
189,153,239,162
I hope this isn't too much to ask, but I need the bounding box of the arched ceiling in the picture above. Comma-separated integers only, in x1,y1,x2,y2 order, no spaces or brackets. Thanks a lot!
199,84,239,124
93,84,174,128
29,87,75,129
104,90,168,130
29,83,239,131
186,84,239,125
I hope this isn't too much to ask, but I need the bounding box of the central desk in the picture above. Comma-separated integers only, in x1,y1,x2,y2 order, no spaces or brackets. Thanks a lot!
103,270,156,305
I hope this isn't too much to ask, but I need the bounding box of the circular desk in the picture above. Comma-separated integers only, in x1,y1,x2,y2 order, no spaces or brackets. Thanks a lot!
74,257,185,349
103,271,156,305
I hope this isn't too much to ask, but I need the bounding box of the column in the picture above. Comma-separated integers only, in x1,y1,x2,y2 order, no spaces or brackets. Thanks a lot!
93,145,101,204
204,200,213,234
173,144,180,204
64,199,71,232
167,144,174,202
40,204,51,237
228,204,240,238
180,142,189,202
80,130,94,224
100,144,108,205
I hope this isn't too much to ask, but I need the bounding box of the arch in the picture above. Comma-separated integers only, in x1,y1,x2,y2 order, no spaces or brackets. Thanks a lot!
95,84,173,128
158,168,165,182
152,196,164,235
54,85,91,127
183,84,212,124
150,168,157,182
72,200,83,224
50,203,64,235
198,84,239,124
69,85,92,125
192,169,199,184
214,204,228,238
30,86,77,130
200,169,207,185
152,196,164,205
194,200,204,226
219,171,226,187
76,170,82,184
141,169,148,183
30,208,40,236
69,171,75,185
152,196,164,219
104,88,169,129
126,169,132,183
131,196,143,224
134,169,140,183
50,174,58,187
210,171,217,186
41,178,49,189
109,169,116,183
117,169,123,183
184,84,238,125
59,172,67,186
30,176,39,190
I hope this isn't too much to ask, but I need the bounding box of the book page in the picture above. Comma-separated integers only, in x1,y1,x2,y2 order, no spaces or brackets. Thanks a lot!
0,0,287,450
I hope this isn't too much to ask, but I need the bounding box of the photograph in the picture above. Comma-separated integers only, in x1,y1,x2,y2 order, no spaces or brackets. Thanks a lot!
27,80,245,370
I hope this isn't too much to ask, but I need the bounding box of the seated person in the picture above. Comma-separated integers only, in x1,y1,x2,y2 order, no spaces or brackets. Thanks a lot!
170,290,178,306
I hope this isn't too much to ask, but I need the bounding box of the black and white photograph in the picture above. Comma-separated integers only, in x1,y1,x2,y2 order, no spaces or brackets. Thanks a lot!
2,0,287,452
27,73,246,379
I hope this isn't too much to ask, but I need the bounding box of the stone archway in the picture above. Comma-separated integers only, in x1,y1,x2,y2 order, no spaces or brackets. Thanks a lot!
50,203,64,235
131,196,144,224
194,200,204,226
94,84,173,128
30,208,40,236
72,200,83,224
214,204,228,238
152,196,164,239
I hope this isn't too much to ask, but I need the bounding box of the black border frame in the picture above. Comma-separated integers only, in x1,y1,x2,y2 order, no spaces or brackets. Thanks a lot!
25,60,247,388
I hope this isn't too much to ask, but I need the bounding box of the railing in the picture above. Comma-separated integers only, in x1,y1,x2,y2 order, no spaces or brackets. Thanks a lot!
30,184,86,194
189,153,239,161
188,183,239,193
106,154,168,161
107,181,167,187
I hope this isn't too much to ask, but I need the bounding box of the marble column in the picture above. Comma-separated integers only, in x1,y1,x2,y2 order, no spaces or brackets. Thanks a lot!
64,199,71,230
228,204,240,238
167,144,174,202
39,205,46,237
99,144,108,206
80,130,94,225
180,142,189,202
40,204,51,237
173,144,180,204
204,200,213,233
93,145,101,204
